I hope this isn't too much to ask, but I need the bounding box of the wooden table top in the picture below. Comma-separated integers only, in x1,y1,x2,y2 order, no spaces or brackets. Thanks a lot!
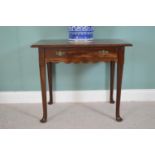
31,39,132,48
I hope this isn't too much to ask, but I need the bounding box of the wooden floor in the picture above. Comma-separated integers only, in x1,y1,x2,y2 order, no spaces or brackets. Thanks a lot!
0,102,155,129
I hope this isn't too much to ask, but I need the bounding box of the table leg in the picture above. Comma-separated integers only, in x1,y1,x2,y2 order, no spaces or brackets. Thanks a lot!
39,50,47,123
116,49,124,122
110,61,115,103
47,62,53,105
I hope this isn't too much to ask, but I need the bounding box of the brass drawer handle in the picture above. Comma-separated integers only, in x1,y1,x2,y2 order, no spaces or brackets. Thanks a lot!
98,50,109,54
56,51,65,56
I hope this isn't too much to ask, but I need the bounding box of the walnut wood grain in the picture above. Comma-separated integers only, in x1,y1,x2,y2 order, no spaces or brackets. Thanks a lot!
39,48,47,123
116,47,124,122
31,39,132,123
45,47,117,63
31,39,132,48
45,52,117,63
110,61,115,104
47,62,53,105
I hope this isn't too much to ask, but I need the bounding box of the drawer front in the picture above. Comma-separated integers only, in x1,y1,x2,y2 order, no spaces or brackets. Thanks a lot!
45,47,118,63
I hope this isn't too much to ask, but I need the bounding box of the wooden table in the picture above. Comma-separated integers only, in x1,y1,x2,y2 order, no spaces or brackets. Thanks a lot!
31,39,132,123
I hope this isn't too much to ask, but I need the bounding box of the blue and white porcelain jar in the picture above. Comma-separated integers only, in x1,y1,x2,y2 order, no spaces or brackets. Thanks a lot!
68,26,94,41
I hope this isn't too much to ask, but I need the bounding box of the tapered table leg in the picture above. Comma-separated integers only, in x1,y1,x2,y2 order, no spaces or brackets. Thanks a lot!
116,48,124,122
47,62,53,105
110,61,115,103
39,49,47,123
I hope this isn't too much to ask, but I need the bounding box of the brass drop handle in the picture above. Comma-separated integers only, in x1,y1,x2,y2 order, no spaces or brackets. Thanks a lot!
56,51,65,56
98,50,109,54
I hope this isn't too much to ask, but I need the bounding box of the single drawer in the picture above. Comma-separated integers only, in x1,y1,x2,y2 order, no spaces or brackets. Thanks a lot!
45,47,118,63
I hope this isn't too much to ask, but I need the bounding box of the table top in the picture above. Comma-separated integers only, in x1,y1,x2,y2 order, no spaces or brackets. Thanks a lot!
31,39,132,48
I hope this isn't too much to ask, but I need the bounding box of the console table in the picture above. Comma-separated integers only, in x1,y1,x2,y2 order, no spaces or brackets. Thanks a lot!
31,39,132,123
